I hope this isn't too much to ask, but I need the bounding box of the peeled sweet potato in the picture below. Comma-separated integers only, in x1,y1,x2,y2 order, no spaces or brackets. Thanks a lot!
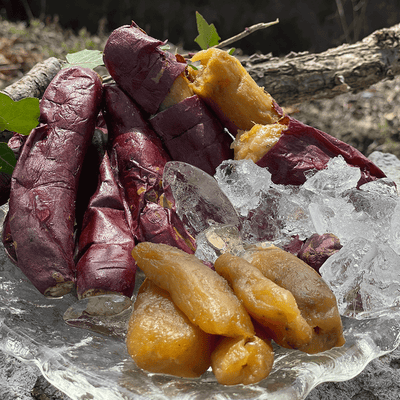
242,244,346,353
211,335,274,385
9,66,103,297
214,253,313,350
126,278,214,378
103,22,187,115
131,242,255,338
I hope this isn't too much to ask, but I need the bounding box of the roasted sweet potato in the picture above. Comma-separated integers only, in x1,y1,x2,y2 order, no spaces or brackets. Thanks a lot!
131,242,255,338
75,150,136,299
8,66,103,297
150,95,234,175
242,244,346,353
103,83,170,238
234,116,386,186
103,23,187,115
126,278,214,378
187,47,282,134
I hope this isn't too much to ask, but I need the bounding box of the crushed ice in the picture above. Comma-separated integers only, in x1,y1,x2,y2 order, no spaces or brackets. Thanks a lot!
184,152,400,317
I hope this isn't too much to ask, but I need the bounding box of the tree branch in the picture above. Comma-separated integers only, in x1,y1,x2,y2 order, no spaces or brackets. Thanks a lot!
242,23,400,106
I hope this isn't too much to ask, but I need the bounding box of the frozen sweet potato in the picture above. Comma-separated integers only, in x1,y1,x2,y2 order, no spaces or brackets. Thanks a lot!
131,242,255,338
103,23,187,115
150,94,234,175
8,66,103,297
75,151,136,299
126,278,214,378
211,335,274,385
214,253,313,350
242,244,345,353
187,47,282,134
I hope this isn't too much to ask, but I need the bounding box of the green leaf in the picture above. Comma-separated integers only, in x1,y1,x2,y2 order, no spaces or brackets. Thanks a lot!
194,11,221,50
228,48,236,55
0,142,16,175
0,93,39,135
64,49,104,70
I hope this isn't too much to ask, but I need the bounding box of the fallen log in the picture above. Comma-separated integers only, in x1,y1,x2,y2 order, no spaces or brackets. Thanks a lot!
243,23,400,106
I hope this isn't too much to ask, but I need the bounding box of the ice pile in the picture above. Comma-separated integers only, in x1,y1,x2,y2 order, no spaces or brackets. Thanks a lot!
175,152,400,316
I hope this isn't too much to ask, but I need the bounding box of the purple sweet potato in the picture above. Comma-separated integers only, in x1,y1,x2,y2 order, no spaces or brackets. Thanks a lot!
103,22,187,115
9,66,103,297
2,211,16,264
103,83,170,238
256,116,386,186
75,150,137,299
297,233,342,273
150,95,234,175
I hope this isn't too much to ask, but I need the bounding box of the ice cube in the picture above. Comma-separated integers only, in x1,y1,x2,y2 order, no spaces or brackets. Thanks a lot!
214,159,273,217
320,237,400,316
162,161,240,237
302,155,361,196
369,151,400,190
195,224,244,264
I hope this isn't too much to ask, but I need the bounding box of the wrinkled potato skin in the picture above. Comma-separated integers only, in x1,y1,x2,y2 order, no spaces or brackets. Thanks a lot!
211,335,274,386
126,279,214,378
131,242,254,338
243,245,345,353
214,253,312,350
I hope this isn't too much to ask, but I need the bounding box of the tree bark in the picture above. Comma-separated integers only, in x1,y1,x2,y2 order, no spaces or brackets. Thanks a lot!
2,57,63,102
242,23,400,106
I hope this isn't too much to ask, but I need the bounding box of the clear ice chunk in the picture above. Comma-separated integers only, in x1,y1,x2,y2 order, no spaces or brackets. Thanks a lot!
214,159,273,217
63,294,133,338
162,161,240,237
320,237,400,316
369,150,400,190
302,155,361,196
195,224,244,264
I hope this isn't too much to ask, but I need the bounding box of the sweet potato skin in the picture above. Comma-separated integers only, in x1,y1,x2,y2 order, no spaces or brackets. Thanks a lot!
257,116,386,186
103,83,170,238
9,66,103,297
150,95,234,175
75,151,137,299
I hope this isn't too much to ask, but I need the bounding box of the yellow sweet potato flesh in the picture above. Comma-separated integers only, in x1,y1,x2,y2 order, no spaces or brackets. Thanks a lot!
126,279,213,377
158,73,194,111
131,242,255,338
187,48,281,131
214,253,313,350
211,335,274,386
232,123,287,162
243,244,346,353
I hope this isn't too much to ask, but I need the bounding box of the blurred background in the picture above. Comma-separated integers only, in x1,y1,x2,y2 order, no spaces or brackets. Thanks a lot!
1,0,399,55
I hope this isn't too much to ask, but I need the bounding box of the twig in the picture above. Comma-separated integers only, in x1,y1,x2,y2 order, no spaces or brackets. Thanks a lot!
215,19,280,49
